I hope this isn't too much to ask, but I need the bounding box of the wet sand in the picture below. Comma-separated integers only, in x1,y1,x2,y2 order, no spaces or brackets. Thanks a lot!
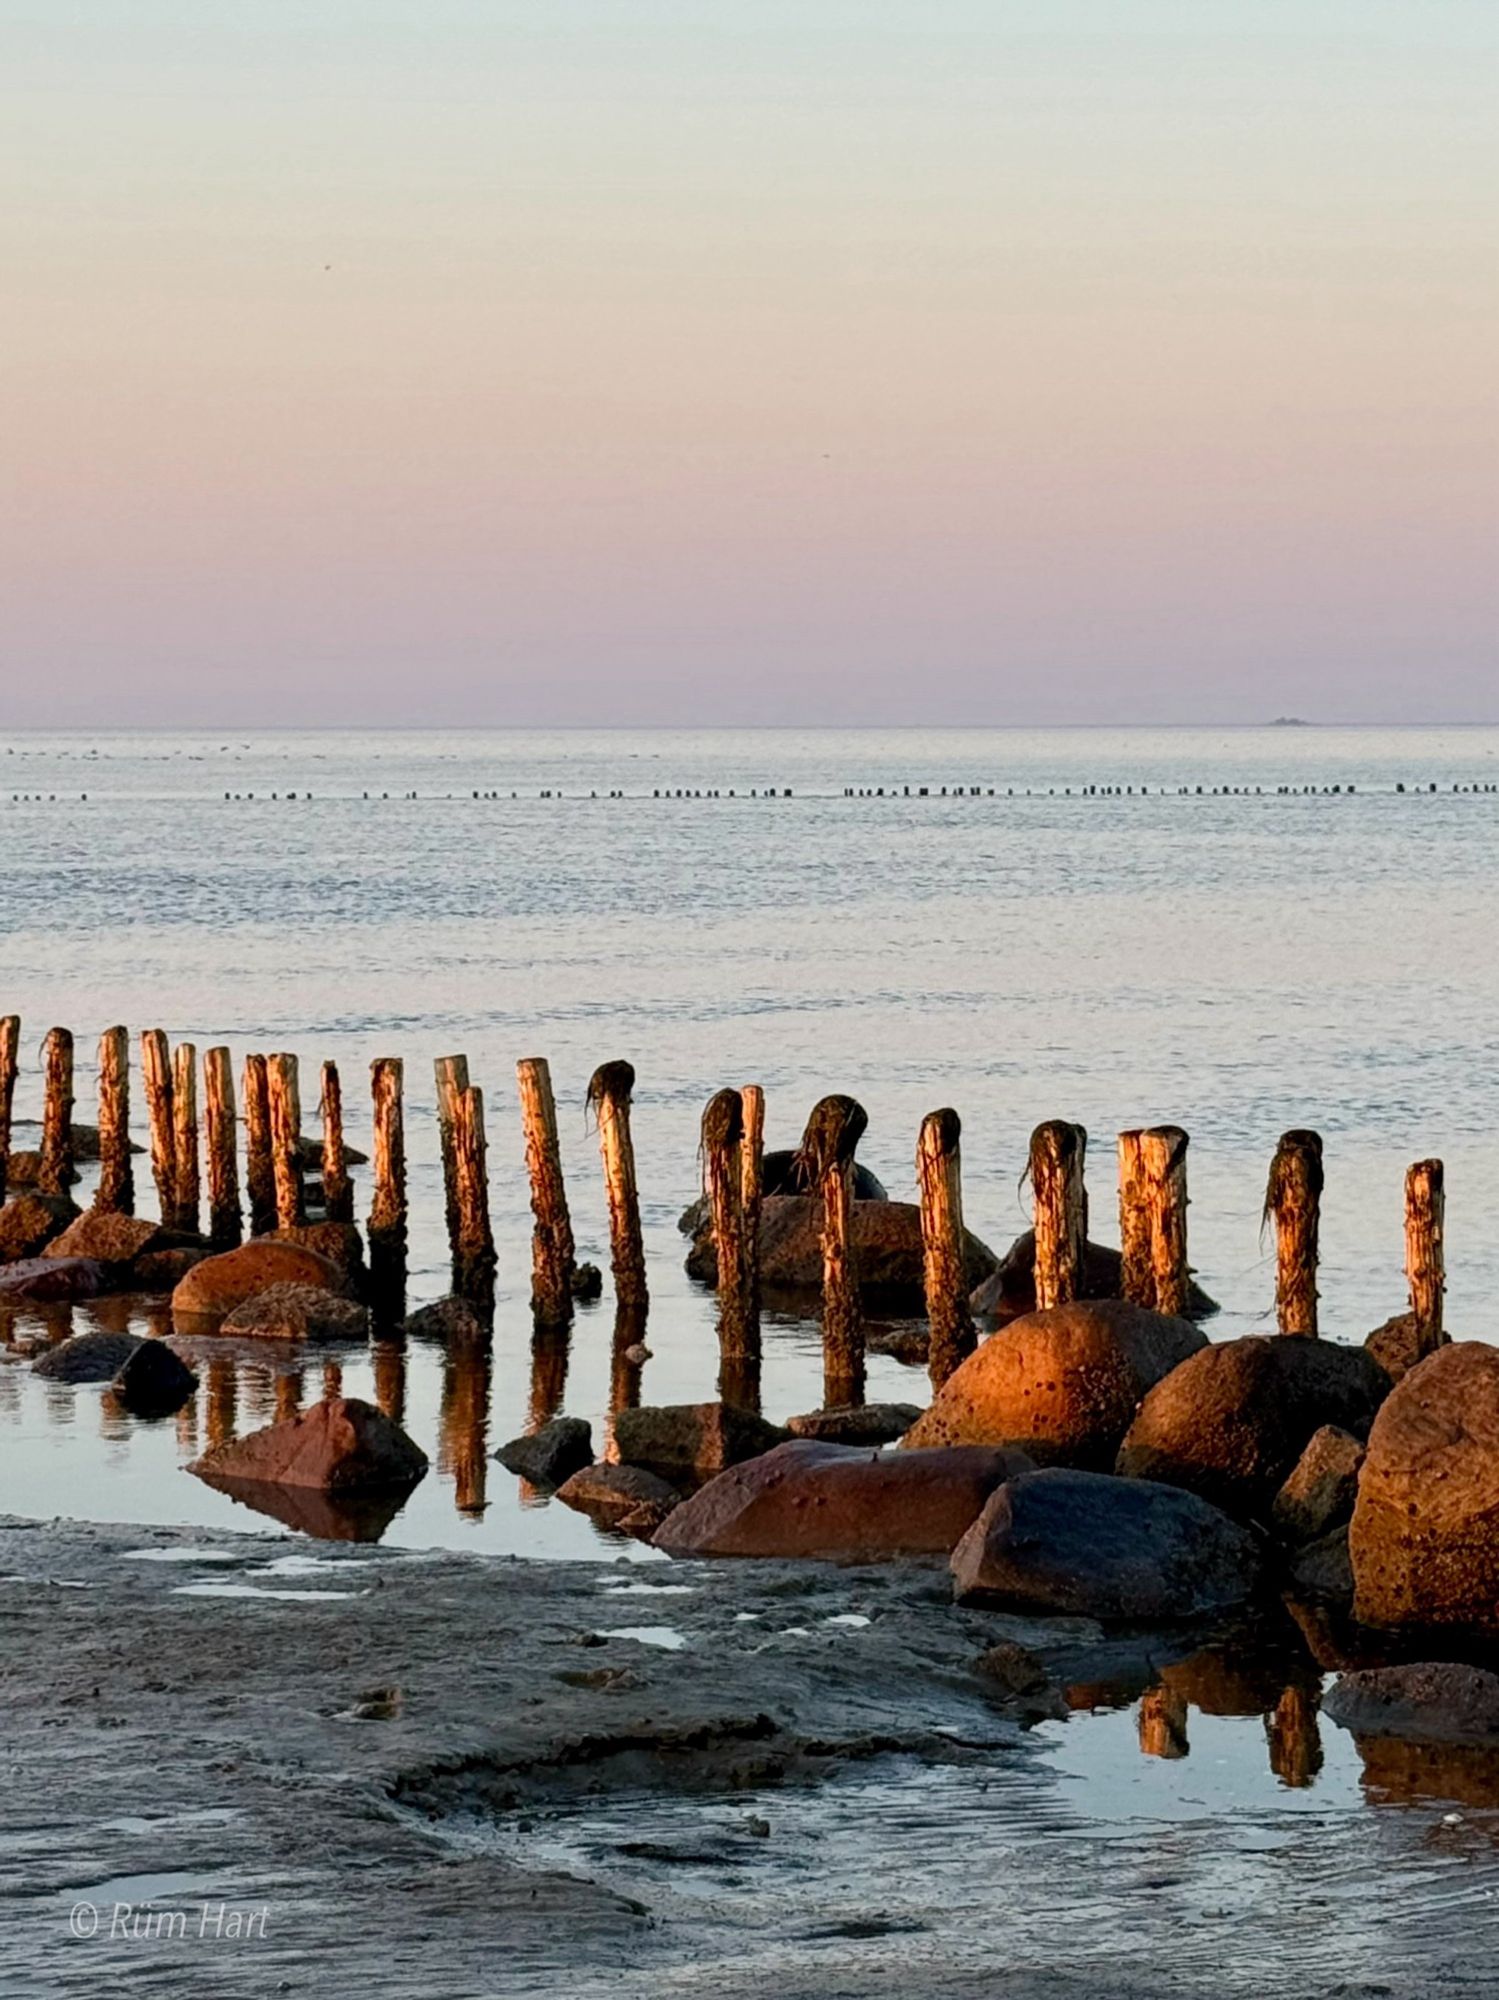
3,1511,1494,1998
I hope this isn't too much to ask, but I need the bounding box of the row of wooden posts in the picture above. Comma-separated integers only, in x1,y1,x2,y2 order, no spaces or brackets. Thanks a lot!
0,1018,1447,1406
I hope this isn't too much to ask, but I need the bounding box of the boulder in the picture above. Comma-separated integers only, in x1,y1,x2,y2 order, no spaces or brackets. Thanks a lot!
654,1439,1034,1560
970,1230,1219,1325
132,1247,210,1292
33,1330,145,1383
677,1149,888,1234
1349,1342,1499,1638
8,1121,138,1165
221,1282,370,1342
950,1467,1263,1620
188,1394,427,1493
784,1402,924,1447
495,1416,594,1489
1271,1425,1364,1544
866,1326,930,1366
0,1192,79,1263
686,1193,997,1310
1324,1663,1499,1748
1287,1526,1354,1605
902,1300,1205,1466
171,1237,343,1320
4,1150,79,1189
273,1222,366,1295
44,1210,162,1268
1364,1312,1450,1386
1116,1335,1388,1520
613,1402,789,1479
401,1296,489,1342
0,1255,111,1303
570,1262,603,1300
112,1339,198,1418
554,1461,681,1533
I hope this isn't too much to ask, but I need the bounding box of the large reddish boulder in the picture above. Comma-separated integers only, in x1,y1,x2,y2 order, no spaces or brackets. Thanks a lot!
44,1210,162,1268
1349,1343,1499,1638
686,1193,997,1310
188,1394,427,1492
171,1237,342,1321
901,1300,1204,1466
950,1467,1262,1620
1116,1335,1388,1520
273,1222,366,1295
970,1230,1219,1324
654,1439,1034,1560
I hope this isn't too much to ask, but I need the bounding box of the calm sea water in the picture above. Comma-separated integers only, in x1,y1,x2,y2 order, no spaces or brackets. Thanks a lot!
2,725,1497,1563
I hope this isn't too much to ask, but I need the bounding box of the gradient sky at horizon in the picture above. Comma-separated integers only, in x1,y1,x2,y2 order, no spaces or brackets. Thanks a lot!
2,2,1495,726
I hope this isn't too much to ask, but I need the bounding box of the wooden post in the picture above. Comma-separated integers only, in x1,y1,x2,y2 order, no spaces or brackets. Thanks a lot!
1265,1129,1323,1337
433,1054,470,1261
1405,1158,1445,1357
588,1060,648,1312
1140,1124,1191,1317
319,1060,353,1222
38,1027,75,1200
0,1015,18,1208
1030,1120,1087,1311
367,1057,407,1305
242,1053,276,1237
171,1042,199,1235
701,1088,751,1356
797,1094,868,1408
516,1056,576,1326
203,1046,242,1248
266,1052,305,1230
141,1029,176,1226
95,1026,134,1215
1117,1129,1153,1307
739,1083,765,1322
450,1083,496,1300
918,1107,975,1388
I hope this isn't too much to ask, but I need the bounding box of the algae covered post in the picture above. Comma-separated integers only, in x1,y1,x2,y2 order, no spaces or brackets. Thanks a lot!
797,1093,868,1407
589,1059,648,1312
1265,1129,1323,1336
918,1107,975,1388
1030,1119,1087,1310
1404,1157,1445,1356
95,1024,133,1215
203,1045,242,1248
242,1052,276,1237
1140,1124,1191,1317
266,1051,305,1230
38,1025,75,1201
367,1056,407,1303
516,1055,576,1326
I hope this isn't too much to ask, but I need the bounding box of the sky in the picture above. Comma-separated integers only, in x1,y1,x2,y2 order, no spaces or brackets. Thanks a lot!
1,2,1495,726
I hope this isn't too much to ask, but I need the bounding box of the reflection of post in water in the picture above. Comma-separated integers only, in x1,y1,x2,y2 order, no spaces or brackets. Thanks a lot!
1267,1684,1323,1789
321,1361,343,1401
527,1324,571,1431
372,1340,407,1426
204,1355,238,1450
1138,1684,1190,1760
175,1388,199,1456
439,1335,491,1516
719,1343,762,1415
274,1369,304,1423
241,1360,279,1427
367,1057,408,1320
796,1095,868,1408
606,1304,649,1451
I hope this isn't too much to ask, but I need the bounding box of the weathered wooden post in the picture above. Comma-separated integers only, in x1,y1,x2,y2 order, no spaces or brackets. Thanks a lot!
918,1108,976,1388
740,1083,765,1321
95,1025,134,1215
1140,1124,1191,1317
1030,1119,1087,1311
516,1055,576,1325
588,1060,648,1312
797,1094,868,1408
1117,1129,1153,1307
450,1083,496,1299
202,1046,242,1247
367,1057,407,1305
266,1052,305,1230
1265,1129,1323,1336
141,1030,176,1225
1405,1158,1445,1357
433,1053,470,1258
38,1027,75,1200
171,1041,199,1235
0,1015,18,1208
702,1088,752,1354
242,1053,276,1237
319,1060,353,1223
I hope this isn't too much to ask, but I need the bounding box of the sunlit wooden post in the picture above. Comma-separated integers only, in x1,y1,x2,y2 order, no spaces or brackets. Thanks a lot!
38,1027,75,1200
141,1029,176,1226
203,1046,242,1248
242,1053,276,1237
797,1094,868,1407
1265,1129,1322,1336
702,1087,753,1357
1031,1119,1087,1311
1405,1158,1445,1358
739,1083,765,1322
1140,1124,1191,1317
266,1052,305,1230
451,1083,496,1300
319,1060,353,1223
0,1015,18,1208
95,1025,134,1215
516,1056,576,1326
171,1041,199,1235
919,1108,975,1388
1117,1129,1153,1306
589,1060,648,1312
433,1053,470,1264
367,1057,407,1306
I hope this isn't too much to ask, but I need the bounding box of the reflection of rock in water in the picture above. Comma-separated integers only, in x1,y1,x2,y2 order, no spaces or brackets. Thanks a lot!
439,1339,491,1516
1267,1685,1323,1788
1355,1735,1499,1811
1139,1684,1190,1759
190,1468,413,1543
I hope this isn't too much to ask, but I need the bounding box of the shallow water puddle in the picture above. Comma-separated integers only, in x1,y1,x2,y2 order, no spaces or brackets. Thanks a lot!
121,1548,246,1565
597,1625,689,1650
170,1582,367,1602
599,1581,697,1597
